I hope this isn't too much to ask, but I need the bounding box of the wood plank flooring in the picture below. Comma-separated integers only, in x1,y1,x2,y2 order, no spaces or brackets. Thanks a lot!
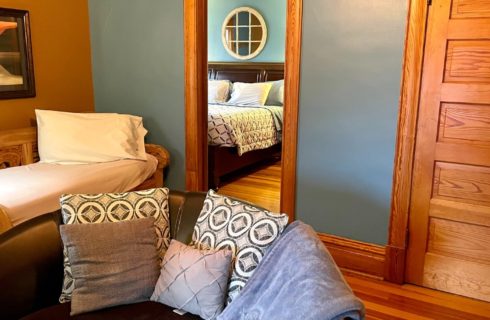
218,160,281,212
216,161,490,319
346,274,490,319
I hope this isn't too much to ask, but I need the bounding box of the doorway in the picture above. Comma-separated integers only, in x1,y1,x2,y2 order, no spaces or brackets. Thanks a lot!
183,0,302,219
206,4,283,213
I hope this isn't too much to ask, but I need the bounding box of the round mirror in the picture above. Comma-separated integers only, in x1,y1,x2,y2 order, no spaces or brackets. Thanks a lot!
221,7,267,60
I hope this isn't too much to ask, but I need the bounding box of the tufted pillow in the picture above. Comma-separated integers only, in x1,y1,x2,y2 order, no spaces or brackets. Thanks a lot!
151,240,232,320
59,188,170,303
192,190,288,304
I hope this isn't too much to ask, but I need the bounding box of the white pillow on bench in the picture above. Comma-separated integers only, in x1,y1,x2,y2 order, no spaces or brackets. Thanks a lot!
36,109,147,164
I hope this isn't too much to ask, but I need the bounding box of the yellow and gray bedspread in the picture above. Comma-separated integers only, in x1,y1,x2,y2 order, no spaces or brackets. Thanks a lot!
207,103,283,156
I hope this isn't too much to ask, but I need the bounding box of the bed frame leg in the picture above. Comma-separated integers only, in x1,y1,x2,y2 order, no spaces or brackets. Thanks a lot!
213,176,220,190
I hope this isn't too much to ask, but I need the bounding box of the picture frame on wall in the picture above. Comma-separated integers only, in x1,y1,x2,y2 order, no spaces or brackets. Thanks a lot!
0,8,35,99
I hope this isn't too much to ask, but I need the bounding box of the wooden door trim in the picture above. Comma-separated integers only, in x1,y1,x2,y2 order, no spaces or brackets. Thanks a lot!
184,0,208,191
184,0,303,220
280,0,303,219
385,0,429,283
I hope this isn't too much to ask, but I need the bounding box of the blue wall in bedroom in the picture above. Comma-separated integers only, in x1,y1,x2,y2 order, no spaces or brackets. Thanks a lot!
208,0,286,62
88,0,185,189
296,0,407,245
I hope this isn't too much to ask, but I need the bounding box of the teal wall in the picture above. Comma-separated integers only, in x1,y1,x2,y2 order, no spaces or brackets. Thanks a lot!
88,0,185,189
296,0,407,245
87,0,407,246
208,0,286,62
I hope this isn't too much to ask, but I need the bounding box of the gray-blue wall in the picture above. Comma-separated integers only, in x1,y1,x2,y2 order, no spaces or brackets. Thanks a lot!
87,0,406,246
208,0,286,62
88,0,185,189
296,0,407,245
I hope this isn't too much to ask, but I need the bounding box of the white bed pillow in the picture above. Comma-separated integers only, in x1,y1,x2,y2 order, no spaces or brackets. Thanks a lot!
265,79,284,106
36,109,147,164
75,112,147,160
208,80,231,103
228,82,273,106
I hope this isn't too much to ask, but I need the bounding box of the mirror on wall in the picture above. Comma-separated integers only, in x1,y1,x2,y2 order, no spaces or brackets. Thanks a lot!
221,7,267,60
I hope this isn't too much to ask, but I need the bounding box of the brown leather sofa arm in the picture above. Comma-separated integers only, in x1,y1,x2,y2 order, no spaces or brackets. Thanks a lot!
0,211,64,320
0,190,206,320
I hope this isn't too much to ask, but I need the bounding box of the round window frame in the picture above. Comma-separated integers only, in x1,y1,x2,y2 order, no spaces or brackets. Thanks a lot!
221,7,268,60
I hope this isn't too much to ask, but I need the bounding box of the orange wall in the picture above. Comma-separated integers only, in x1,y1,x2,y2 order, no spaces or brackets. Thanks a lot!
0,0,94,130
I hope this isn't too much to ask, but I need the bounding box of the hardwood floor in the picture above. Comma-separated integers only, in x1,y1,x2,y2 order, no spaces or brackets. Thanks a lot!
345,273,490,319
217,162,490,319
218,160,281,212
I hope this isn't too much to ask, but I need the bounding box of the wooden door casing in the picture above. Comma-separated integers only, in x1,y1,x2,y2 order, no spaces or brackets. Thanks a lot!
385,0,430,284
183,0,303,220
406,0,490,302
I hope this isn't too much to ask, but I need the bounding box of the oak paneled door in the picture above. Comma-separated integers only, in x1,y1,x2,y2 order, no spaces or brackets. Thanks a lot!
406,0,490,301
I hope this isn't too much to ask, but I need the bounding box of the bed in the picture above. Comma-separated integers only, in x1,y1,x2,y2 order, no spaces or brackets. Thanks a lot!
0,126,170,232
207,62,284,188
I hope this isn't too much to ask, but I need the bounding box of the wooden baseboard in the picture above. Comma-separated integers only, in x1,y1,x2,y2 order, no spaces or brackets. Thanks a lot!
384,245,406,284
318,233,386,279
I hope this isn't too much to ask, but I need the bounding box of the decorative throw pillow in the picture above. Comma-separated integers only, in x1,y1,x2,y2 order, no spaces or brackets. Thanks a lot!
59,188,170,303
265,79,284,106
208,80,231,103
192,190,289,304
227,82,273,106
151,240,232,320
60,218,160,316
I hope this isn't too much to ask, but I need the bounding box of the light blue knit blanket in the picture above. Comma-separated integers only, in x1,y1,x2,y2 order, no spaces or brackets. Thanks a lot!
218,221,365,320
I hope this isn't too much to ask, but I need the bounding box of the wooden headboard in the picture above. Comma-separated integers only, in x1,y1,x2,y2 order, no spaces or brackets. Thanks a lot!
208,62,284,83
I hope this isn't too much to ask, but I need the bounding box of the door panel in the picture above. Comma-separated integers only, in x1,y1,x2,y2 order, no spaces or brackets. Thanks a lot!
428,218,490,264
438,103,490,145
423,253,490,302
445,41,490,83
407,0,490,301
451,0,490,19
433,162,490,205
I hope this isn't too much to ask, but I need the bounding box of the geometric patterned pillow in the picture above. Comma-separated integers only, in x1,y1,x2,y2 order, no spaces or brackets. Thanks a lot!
58,188,170,303
191,190,288,304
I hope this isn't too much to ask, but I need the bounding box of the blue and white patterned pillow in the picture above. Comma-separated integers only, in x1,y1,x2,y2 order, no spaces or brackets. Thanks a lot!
59,188,170,303
192,190,289,304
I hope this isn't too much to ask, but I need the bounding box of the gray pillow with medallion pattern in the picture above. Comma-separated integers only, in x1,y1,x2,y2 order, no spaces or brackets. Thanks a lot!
60,217,160,316
59,188,170,303
192,190,289,304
